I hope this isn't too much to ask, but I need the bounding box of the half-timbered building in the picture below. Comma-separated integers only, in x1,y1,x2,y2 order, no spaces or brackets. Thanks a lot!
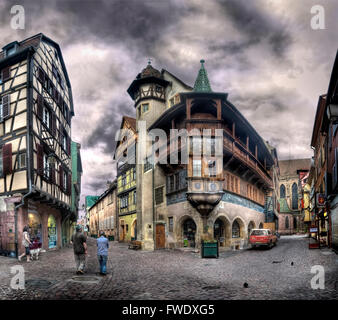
0,34,76,257
114,116,137,242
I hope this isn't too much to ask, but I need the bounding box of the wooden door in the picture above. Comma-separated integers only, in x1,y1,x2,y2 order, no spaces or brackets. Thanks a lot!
156,224,165,249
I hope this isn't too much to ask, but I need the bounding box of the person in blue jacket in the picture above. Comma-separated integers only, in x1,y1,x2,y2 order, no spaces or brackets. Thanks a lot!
97,231,109,275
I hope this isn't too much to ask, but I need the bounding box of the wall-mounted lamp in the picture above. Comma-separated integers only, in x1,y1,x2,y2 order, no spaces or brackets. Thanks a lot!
326,104,338,123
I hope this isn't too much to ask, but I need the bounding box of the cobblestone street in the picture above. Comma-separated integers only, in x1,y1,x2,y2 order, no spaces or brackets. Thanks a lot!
0,235,337,300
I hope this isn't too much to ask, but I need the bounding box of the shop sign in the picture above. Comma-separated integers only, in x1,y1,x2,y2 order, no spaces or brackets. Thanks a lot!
316,193,326,207
310,227,318,233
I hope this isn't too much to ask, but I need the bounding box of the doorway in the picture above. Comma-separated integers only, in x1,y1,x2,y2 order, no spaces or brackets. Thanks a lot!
214,218,225,246
182,218,196,248
156,224,165,249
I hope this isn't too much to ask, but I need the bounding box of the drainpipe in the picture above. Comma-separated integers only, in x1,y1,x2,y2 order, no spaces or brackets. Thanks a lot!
14,49,34,258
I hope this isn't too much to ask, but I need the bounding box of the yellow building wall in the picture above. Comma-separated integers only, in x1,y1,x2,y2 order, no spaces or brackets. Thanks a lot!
117,168,136,193
303,184,311,222
118,189,136,214
119,213,137,241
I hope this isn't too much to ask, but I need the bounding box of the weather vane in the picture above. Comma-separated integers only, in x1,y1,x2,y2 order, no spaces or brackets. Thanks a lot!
147,58,152,65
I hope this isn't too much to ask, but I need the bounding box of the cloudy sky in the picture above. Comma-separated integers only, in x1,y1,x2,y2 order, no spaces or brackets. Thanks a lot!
0,0,337,206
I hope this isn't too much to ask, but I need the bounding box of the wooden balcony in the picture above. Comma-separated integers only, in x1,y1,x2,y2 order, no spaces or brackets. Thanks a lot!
155,129,272,188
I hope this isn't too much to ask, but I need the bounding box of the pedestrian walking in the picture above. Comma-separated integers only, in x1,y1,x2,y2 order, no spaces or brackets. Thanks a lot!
30,237,42,260
18,226,31,262
97,231,109,275
70,225,87,275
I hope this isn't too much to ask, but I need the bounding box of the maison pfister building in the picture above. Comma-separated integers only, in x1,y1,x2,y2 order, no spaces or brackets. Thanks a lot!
124,60,275,250
0,34,77,257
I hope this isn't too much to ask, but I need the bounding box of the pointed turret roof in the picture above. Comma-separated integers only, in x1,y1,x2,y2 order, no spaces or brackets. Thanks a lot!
193,59,212,92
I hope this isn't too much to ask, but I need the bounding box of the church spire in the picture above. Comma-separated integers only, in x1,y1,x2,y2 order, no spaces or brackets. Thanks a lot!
193,59,212,93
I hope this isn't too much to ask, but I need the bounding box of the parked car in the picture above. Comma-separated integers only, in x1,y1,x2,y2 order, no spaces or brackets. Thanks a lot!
249,229,277,249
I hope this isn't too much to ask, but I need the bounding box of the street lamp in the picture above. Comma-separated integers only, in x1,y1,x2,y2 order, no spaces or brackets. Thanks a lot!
326,104,338,123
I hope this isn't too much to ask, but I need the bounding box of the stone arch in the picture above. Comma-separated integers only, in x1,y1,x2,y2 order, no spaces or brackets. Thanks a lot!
280,184,286,198
247,221,256,237
211,214,231,247
131,218,137,240
175,214,200,248
231,216,246,239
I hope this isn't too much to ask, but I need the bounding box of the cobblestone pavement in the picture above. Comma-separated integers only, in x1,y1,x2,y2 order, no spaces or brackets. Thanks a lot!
0,235,337,300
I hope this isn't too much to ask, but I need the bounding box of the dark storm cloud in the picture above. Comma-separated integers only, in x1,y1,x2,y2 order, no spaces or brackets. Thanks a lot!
85,102,135,154
218,0,293,57
1,0,336,204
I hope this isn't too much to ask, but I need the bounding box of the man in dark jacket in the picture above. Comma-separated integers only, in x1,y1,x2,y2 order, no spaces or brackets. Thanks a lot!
71,225,87,274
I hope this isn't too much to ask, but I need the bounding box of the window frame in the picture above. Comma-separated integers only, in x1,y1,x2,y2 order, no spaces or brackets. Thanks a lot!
192,159,202,177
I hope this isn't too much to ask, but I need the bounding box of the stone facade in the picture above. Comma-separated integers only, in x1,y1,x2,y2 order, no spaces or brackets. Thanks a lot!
278,159,311,234
122,61,276,251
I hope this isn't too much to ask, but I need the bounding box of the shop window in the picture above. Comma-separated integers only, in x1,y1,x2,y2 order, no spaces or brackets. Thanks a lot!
232,220,240,238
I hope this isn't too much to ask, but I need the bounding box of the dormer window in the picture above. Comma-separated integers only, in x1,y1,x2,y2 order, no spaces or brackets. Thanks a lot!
2,41,18,58
6,46,16,57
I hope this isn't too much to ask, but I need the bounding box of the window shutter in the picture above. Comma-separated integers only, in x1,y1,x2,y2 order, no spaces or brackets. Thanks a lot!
2,67,10,81
67,172,72,195
37,95,43,119
37,144,43,175
59,128,64,146
51,165,56,184
52,113,57,136
59,165,63,188
3,143,12,175
53,87,59,102
37,67,45,83
2,95,10,118
67,136,71,155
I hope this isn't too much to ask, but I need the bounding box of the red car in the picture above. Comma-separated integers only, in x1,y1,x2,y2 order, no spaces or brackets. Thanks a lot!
249,229,277,249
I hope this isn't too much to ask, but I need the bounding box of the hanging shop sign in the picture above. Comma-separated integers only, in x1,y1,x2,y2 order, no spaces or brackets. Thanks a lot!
316,193,326,207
